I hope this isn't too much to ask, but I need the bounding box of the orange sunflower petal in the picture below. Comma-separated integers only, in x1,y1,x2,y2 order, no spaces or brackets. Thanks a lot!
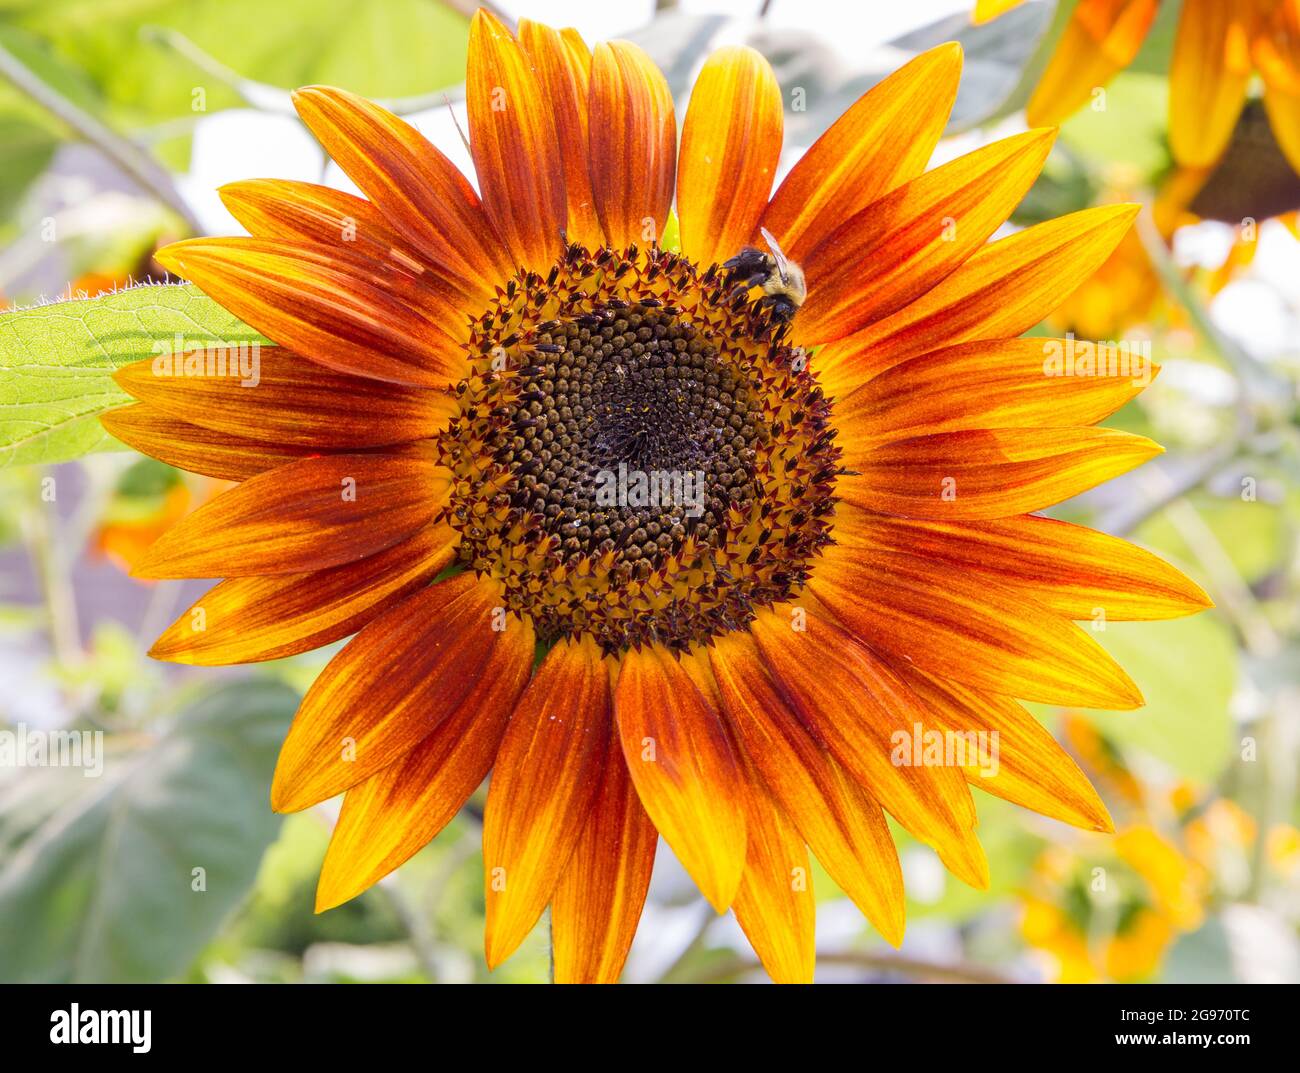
272,573,526,812
711,632,905,946
518,20,603,249
614,644,747,911
466,10,567,272
1263,86,1300,176
761,43,962,264
551,745,658,984
973,0,1027,22
732,776,817,984
131,453,445,579
588,40,676,250
831,506,1212,621
1255,2,1300,172
799,128,1056,344
1026,0,1159,127
751,608,988,889
101,403,314,481
1169,0,1253,167
676,46,783,267
837,426,1162,521
483,635,613,969
219,178,416,273
149,523,458,665
113,347,455,448
807,543,1145,709
815,204,1141,396
314,622,533,912
291,85,511,296
900,668,1114,833
154,238,467,388
835,337,1152,451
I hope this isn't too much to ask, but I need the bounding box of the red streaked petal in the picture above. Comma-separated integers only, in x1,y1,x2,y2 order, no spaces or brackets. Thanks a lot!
761,43,963,264
551,745,658,984
132,453,447,579
518,19,603,249
291,85,511,296
800,128,1056,344
837,426,1162,521
732,776,817,984
272,573,529,812
113,346,455,448
614,644,747,911
900,668,1114,833
815,204,1141,397
314,632,532,912
676,46,783,267
220,177,398,251
154,238,469,388
751,608,988,889
711,632,905,947
483,636,613,969
588,40,676,250
149,523,458,665
807,543,1145,709
835,337,1152,451
467,10,568,272
101,403,314,481
831,506,1212,622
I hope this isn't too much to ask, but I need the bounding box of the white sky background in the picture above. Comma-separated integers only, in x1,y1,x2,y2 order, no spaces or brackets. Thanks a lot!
176,0,1300,365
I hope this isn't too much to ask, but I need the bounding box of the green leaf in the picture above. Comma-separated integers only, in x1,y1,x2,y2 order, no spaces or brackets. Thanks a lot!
8,0,471,119
0,281,262,468
1059,71,1172,175
0,112,56,222
1137,492,1286,587
0,679,299,983
0,24,106,219
1082,614,1238,782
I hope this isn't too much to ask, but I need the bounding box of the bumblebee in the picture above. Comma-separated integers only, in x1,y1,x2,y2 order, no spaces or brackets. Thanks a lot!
722,226,806,323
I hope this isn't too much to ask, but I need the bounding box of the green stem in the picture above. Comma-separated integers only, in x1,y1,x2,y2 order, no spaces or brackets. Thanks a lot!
22,469,82,669
0,41,201,232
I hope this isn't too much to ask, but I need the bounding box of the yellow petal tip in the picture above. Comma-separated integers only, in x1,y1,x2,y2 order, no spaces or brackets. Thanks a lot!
879,915,906,949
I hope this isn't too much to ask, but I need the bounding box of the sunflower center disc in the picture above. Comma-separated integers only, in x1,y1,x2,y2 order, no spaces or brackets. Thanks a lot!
508,305,763,563
437,242,840,654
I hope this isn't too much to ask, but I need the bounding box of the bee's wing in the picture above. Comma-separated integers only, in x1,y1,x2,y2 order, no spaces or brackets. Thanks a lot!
759,226,791,285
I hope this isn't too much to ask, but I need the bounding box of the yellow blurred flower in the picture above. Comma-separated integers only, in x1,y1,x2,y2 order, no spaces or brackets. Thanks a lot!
1021,825,1205,982
981,0,1300,173
1267,824,1300,878
1062,713,1146,809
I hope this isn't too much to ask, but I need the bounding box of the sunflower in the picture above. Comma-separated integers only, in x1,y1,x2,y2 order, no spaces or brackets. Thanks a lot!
1153,95,1300,292
102,9,1211,984
978,0,1300,173
1020,826,1204,983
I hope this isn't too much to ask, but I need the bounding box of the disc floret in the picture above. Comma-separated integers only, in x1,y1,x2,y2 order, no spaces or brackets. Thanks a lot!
437,242,839,653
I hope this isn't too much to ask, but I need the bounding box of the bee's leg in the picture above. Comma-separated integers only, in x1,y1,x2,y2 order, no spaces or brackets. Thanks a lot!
758,295,796,322
728,272,770,303
724,249,771,303
722,247,769,276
